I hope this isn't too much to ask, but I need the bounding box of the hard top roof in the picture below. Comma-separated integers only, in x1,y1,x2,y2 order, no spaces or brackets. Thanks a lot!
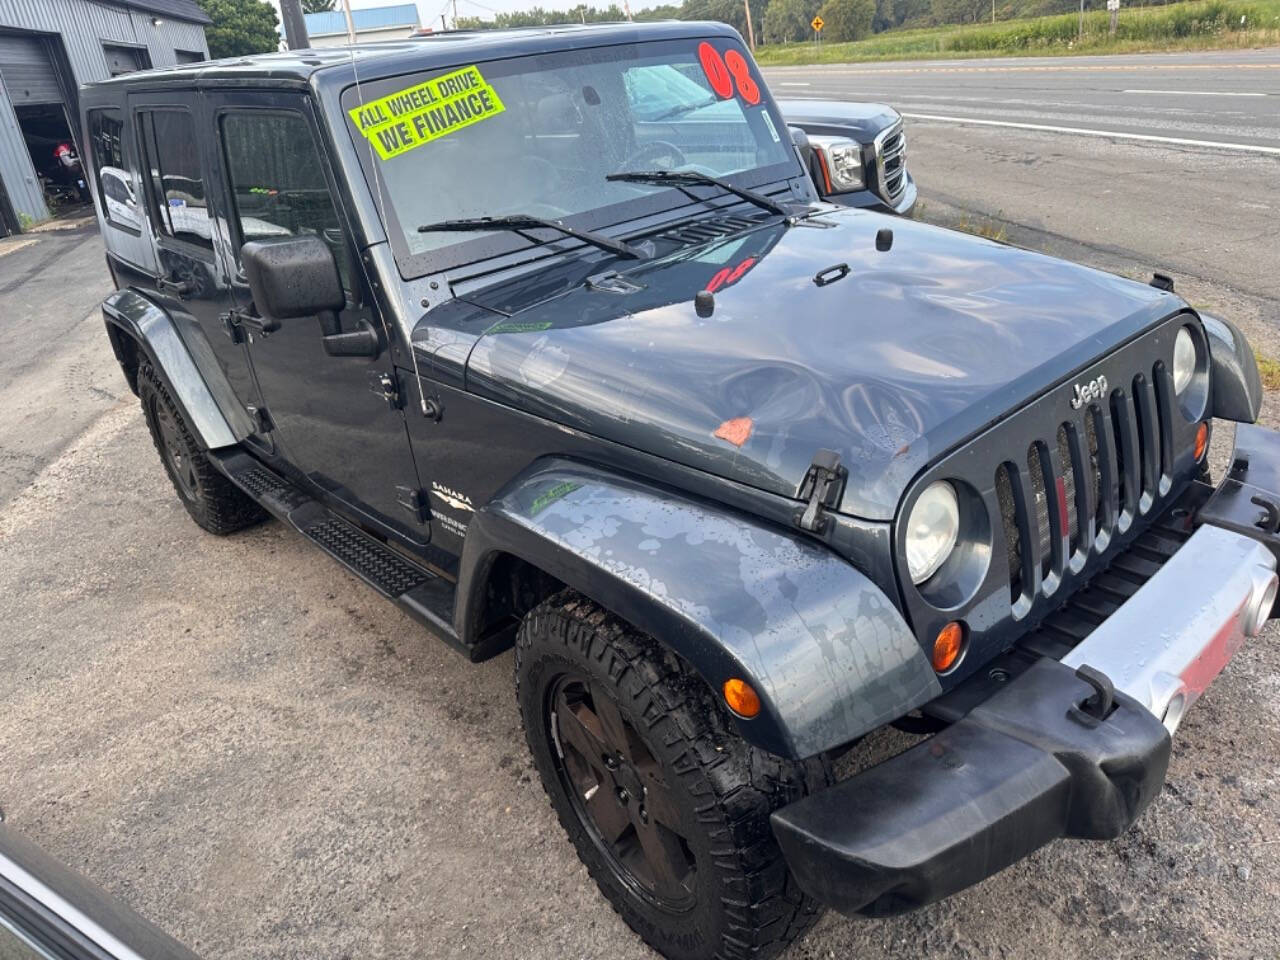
84,21,740,92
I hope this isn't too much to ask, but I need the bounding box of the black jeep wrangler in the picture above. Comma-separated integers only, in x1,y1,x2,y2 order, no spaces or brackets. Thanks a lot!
83,22,1277,960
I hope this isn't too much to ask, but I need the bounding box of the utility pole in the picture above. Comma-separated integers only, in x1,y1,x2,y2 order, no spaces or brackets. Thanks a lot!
623,0,633,20
279,0,310,49
441,13,447,29
743,0,756,49
1078,0,1084,40
339,0,357,43
452,0,459,28
992,0,995,23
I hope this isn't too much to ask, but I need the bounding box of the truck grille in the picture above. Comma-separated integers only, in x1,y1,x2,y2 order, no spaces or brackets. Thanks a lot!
993,370,1174,612
874,123,907,207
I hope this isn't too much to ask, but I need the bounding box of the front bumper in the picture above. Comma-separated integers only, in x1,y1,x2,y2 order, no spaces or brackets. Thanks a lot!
772,424,1280,917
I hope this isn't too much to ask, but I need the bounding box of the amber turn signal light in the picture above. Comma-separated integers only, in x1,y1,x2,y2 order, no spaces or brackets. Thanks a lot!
932,621,965,673
723,678,761,718
1194,422,1209,461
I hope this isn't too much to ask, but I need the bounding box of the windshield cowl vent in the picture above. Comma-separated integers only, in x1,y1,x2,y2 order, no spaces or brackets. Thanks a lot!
650,214,764,248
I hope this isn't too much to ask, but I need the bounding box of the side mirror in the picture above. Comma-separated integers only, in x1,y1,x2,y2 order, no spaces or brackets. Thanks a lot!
241,234,345,321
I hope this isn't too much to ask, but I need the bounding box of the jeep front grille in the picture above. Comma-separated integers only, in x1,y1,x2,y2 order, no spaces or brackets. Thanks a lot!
874,123,907,207
894,314,1207,685
996,370,1176,611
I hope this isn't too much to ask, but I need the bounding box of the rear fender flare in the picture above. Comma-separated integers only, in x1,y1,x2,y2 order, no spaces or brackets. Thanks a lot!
102,288,248,449
457,460,941,759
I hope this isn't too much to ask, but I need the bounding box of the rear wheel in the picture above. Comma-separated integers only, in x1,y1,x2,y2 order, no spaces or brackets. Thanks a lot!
137,362,265,535
516,590,828,960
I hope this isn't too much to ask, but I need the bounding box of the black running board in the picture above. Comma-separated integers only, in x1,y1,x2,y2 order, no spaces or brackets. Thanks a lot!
210,449,462,649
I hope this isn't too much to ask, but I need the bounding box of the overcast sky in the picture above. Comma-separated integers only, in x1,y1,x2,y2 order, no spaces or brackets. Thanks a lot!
265,0,667,30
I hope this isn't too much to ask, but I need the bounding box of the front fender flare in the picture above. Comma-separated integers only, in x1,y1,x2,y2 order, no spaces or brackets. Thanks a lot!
1201,312,1263,424
102,289,248,449
457,460,941,759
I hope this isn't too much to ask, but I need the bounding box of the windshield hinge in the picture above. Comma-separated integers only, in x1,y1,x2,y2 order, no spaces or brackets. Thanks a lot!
369,370,403,410
795,449,846,534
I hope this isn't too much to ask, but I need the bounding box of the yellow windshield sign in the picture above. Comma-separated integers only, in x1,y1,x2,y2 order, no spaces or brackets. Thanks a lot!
348,65,506,160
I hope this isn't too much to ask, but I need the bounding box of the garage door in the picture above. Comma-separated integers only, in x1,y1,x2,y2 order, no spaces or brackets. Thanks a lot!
0,34,61,106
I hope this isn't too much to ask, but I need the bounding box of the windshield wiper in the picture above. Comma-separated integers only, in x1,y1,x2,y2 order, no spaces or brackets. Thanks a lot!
649,96,717,122
606,169,792,217
416,215,644,259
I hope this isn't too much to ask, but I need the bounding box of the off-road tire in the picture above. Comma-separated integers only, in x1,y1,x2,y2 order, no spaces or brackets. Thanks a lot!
137,362,265,535
516,590,829,960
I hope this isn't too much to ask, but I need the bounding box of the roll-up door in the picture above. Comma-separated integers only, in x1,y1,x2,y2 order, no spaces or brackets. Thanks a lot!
0,34,62,107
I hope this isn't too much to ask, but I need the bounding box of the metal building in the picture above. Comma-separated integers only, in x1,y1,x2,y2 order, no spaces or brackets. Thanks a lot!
302,3,420,47
0,0,210,235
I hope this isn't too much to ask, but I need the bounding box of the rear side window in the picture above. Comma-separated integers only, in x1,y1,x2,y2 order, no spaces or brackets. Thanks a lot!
138,109,213,249
220,110,353,291
87,108,142,232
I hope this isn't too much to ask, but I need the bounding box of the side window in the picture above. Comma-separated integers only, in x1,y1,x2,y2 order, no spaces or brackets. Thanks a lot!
87,108,142,232
138,109,213,249
220,110,353,293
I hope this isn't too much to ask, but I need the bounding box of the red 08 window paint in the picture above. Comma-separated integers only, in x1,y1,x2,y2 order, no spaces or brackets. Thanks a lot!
722,49,760,105
697,41,734,99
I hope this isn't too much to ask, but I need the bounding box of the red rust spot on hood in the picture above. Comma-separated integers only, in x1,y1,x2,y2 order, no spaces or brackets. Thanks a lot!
714,417,753,447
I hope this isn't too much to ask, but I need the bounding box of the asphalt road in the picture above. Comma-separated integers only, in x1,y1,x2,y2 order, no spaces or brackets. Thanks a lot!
4,51,1280,959
765,48,1280,150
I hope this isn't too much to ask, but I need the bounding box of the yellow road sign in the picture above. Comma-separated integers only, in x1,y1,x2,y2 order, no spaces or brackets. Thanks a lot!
811,15,824,31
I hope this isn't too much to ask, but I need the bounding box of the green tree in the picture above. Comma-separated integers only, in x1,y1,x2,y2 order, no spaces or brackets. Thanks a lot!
198,0,280,58
763,0,823,42
300,0,334,12
815,0,874,39
930,0,989,22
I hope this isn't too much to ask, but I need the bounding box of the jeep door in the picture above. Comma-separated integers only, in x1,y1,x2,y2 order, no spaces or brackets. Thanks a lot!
210,90,428,544
129,91,268,447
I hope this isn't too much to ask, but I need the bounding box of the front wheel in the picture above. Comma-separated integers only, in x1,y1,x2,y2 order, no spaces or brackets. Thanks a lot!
515,591,827,960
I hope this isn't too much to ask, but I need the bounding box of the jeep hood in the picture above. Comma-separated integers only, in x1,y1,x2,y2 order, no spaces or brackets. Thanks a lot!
462,207,1181,521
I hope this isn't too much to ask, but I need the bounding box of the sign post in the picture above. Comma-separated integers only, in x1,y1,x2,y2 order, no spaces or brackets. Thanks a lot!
1107,0,1120,36
811,14,824,48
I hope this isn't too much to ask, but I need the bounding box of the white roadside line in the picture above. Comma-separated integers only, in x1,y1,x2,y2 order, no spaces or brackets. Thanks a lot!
900,112,1280,156
778,81,812,86
1124,88,1268,96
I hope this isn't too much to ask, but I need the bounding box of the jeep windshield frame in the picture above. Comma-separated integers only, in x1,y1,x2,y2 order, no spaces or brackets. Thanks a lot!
339,35,803,279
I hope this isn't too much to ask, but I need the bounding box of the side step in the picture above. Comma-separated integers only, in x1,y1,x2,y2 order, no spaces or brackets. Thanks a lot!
210,449,462,649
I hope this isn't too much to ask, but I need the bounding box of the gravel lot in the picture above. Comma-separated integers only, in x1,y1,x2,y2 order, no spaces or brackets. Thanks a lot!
2,206,1279,957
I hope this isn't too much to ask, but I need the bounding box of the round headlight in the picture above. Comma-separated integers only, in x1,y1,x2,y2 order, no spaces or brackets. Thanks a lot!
1173,327,1196,394
906,481,960,585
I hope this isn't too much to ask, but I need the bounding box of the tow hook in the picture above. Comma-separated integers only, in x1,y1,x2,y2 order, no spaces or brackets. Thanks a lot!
1067,664,1116,728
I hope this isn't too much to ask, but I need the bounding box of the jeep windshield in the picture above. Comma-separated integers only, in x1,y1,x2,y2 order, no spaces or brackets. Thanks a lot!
341,37,800,276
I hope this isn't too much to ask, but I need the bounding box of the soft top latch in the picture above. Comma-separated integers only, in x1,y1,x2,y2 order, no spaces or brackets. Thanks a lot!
796,449,846,534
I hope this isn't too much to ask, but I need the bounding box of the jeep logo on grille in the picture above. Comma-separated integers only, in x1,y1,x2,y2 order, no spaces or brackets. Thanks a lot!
1070,374,1108,410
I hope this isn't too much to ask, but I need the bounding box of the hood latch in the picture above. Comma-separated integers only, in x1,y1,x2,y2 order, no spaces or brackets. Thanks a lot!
795,449,846,534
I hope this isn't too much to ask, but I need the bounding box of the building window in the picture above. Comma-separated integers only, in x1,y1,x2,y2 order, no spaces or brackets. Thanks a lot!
174,49,205,64
102,44,152,77
138,109,212,249
87,108,141,232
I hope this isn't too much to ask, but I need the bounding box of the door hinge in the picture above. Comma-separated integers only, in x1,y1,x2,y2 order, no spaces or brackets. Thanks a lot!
247,404,274,434
396,485,429,524
369,370,403,410
795,449,846,534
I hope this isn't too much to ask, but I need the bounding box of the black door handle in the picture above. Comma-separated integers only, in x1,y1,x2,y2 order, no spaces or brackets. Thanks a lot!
156,275,194,297
221,308,280,338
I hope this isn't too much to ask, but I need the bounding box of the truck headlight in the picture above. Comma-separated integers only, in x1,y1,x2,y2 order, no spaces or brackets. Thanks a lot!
1173,327,1196,394
906,481,960,585
808,135,864,194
